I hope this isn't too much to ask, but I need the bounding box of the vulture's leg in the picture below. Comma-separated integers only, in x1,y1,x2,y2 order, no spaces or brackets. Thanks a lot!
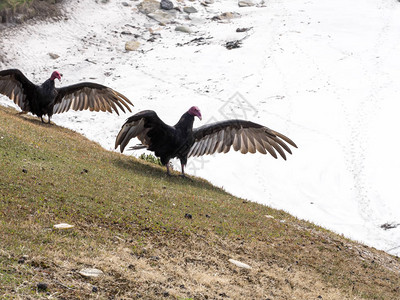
179,163,192,180
180,164,186,177
166,163,171,176
40,116,45,123
47,116,51,124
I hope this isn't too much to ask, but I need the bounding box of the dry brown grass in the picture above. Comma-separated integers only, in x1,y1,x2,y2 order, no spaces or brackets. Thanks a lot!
0,105,399,299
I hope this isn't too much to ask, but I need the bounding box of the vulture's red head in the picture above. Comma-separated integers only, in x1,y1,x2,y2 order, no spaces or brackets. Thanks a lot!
50,71,62,81
188,106,202,120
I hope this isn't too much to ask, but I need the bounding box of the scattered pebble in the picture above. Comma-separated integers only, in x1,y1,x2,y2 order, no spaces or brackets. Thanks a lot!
236,27,251,32
175,26,192,34
22,168,27,173
160,0,174,10
265,215,275,219
225,40,242,49
183,6,198,14
125,40,141,51
53,223,74,229
238,0,255,7
184,213,192,219
37,282,48,292
79,268,104,278
48,52,60,59
92,286,98,293
228,258,251,269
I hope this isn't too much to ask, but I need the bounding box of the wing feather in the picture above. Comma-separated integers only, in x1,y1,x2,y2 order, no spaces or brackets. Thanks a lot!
189,119,297,159
54,82,133,115
0,69,36,111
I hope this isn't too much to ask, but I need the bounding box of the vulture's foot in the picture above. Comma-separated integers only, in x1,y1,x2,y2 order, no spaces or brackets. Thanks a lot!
179,174,193,181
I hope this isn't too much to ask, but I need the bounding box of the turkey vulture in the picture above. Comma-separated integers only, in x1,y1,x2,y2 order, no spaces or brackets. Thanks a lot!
115,106,297,176
0,69,133,123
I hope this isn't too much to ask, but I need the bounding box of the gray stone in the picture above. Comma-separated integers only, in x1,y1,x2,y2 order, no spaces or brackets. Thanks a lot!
160,0,174,10
228,259,251,269
183,6,198,13
238,0,255,7
147,9,176,25
175,26,192,33
137,0,160,14
211,12,238,21
79,268,104,277
48,53,60,60
125,40,141,51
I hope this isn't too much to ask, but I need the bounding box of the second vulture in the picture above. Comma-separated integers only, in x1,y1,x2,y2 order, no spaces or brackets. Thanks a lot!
0,69,133,123
115,106,297,176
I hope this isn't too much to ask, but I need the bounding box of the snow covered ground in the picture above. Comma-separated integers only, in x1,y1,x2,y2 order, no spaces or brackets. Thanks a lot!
1,0,400,256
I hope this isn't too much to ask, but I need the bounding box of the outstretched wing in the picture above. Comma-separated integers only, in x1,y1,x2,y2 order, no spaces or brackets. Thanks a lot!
188,120,297,159
115,110,174,153
0,69,36,111
53,82,133,115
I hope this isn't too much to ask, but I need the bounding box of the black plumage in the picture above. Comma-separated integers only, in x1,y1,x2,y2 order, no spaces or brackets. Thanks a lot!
0,69,133,123
115,106,297,176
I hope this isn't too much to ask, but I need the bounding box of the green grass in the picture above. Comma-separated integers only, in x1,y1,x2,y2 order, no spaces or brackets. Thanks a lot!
0,106,399,299
0,0,32,10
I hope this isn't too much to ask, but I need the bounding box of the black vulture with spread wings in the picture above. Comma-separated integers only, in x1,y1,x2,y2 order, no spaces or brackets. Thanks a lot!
0,69,133,123
115,106,297,176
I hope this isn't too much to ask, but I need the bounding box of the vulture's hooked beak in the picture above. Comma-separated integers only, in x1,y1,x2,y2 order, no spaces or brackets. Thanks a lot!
58,73,63,82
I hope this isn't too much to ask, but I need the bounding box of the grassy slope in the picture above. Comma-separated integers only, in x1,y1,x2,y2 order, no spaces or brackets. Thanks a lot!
0,106,399,299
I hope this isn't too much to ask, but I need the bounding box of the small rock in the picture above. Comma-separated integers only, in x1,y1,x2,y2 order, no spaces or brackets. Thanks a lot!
92,286,98,293
184,213,192,219
212,12,237,21
37,283,48,292
125,41,141,51
225,40,242,49
147,10,176,25
80,168,89,174
18,257,26,264
183,6,197,13
175,26,192,33
265,215,275,219
236,27,251,32
163,291,169,297
381,222,399,230
53,223,74,229
238,0,254,7
48,53,60,59
228,258,251,269
79,268,104,278
137,0,160,14
22,169,27,173
121,1,130,6
160,0,174,10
